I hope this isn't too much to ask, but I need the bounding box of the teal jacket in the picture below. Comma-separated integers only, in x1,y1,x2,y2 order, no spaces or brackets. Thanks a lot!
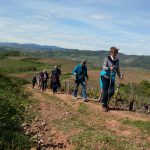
72,64,88,82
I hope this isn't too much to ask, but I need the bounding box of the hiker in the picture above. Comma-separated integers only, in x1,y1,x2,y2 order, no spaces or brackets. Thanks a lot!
39,71,44,90
50,66,61,94
36,73,42,89
32,74,36,88
72,60,89,102
100,47,123,111
42,69,49,91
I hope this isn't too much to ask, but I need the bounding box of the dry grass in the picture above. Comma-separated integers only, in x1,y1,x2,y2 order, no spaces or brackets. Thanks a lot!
11,58,150,86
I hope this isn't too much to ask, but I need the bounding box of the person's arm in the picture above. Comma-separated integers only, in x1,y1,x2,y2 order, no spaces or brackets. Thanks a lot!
72,65,78,75
102,57,109,70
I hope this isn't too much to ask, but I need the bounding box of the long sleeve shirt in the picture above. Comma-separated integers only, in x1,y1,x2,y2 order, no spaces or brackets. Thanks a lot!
100,56,121,82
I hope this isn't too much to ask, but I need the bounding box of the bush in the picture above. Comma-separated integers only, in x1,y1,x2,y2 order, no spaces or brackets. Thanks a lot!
0,73,31,149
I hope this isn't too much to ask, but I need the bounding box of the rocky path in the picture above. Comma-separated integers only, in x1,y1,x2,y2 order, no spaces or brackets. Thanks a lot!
25,85,150,150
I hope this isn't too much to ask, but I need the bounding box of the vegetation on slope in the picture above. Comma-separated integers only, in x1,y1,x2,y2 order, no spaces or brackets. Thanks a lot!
0,72,32,149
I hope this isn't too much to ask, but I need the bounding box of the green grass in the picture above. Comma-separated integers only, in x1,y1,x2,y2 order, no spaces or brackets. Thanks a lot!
77,103,90,115
122,119,150,135
71,128,140,150
42,92,72,111
48,95,150,150
0,58,52,73
53,115,87,133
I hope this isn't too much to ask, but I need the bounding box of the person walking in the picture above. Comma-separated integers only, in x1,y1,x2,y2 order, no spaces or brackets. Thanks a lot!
50,66,61,94
72,60,89,102
32,74,36,88
100,47,123,111
43,69,49,91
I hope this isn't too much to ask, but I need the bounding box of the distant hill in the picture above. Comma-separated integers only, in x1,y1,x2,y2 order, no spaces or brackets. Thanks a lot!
0,42,150,70
0,42,66,51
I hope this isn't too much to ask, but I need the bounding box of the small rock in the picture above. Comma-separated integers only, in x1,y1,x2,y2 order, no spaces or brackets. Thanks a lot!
30,147,37,150
44,127,48,131
29,105,32,109
25,131,30,135
41,121,46,126
37,133,42,138
41,147,46,150
32,135,38,140
34,117,38,121
21,122,29,127
38,139,44,144
37,107,41,110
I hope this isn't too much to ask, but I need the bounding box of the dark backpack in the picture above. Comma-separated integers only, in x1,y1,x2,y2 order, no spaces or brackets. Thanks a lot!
43,73,47,81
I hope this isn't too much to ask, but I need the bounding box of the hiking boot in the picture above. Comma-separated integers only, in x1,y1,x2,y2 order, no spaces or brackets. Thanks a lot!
102,104,108,112
73,96,78,100
82,98,88,102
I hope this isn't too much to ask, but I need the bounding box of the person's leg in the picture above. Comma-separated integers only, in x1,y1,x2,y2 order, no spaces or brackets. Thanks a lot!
56,79,60,92
55,82,58,93
109,82,115,99
39,80,42,90
101,76,110,107
58,79,61,88
81,82,87,101
45,81,47,91
52,82,57,94
33,81,36,88
44,81,47,91
52,82,54,93
74,81,79,98
42,81,44,91
99,77,104,102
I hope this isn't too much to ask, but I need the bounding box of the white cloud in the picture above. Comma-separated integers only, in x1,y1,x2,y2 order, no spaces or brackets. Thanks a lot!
89,14,111,20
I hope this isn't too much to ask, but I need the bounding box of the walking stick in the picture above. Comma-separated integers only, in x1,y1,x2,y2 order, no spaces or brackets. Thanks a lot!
107,71,113,111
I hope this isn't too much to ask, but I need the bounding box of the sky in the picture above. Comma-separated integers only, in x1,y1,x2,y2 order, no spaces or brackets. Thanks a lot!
0,0,150,55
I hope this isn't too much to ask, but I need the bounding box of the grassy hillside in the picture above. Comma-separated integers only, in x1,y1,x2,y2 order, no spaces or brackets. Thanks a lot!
0,43,150,70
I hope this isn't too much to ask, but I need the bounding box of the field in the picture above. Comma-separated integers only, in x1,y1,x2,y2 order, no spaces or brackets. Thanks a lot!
0,56,150,149
5,57,149,83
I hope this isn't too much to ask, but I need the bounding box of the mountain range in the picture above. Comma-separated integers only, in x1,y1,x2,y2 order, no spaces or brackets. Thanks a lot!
0,42,149,70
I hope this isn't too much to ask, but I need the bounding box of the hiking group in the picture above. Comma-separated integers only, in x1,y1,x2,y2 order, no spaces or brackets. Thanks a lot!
32,66,61,94
32,46,123,112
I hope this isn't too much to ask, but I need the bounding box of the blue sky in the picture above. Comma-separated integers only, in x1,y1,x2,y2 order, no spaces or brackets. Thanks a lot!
0,0,150,55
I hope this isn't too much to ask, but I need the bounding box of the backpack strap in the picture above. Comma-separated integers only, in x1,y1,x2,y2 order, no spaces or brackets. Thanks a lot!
107,56,118,65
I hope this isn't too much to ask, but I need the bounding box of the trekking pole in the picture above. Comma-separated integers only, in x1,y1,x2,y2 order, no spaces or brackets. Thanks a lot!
107,71,113,111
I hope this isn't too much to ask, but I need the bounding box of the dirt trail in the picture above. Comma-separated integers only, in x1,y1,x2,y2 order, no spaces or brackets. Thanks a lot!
26,86,75,150
38,86,150,122
26,85,150,149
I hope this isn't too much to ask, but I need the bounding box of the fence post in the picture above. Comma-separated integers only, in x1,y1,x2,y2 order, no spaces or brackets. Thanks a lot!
129,83,134,111
64,81,67,93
